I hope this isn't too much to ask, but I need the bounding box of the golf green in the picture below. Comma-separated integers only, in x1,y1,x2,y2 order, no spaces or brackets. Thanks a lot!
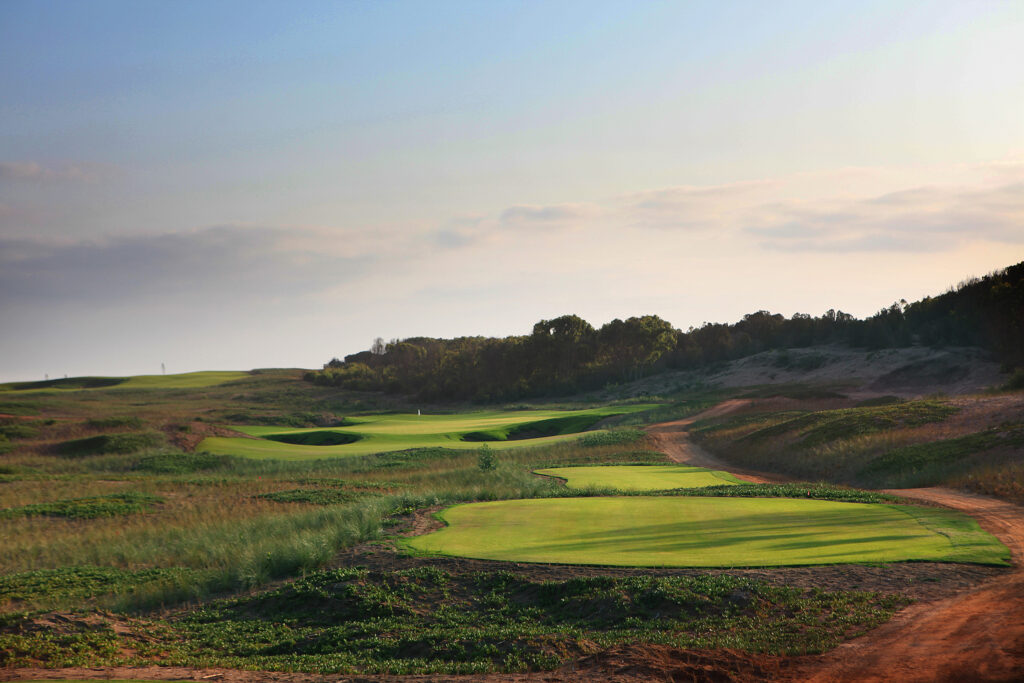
198,405,656,460
535,465,743,490
404,497,1010,567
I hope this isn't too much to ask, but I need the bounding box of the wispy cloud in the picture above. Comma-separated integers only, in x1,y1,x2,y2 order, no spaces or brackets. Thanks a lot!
746,181,1024,252
0,161,114,183
0,225,376,307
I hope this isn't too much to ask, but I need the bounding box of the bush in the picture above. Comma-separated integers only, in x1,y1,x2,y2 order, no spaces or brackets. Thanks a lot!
477,445,496,471
1003,369,1024,391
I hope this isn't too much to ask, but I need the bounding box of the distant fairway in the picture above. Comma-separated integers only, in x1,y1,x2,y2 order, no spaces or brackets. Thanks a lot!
0,371,248,392
405,497,1010,567
535,465,743,490
199,405,657,460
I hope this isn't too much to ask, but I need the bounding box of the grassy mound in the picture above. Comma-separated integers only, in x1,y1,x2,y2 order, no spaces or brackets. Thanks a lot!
55,432,165,457
405,497,1009,567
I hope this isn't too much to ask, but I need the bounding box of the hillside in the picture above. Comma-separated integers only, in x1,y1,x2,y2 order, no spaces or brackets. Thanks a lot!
309,261,1024,402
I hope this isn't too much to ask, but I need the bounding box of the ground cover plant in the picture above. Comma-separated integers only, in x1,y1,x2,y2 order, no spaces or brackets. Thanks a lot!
0,568,910,673
0,492,162,520
404,497,1008,567
534,464,743,490
198,405,657,460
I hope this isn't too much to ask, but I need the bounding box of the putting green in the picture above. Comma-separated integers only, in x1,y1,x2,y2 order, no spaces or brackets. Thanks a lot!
535,465,742,490
199,405,657,460
404,497,1010,567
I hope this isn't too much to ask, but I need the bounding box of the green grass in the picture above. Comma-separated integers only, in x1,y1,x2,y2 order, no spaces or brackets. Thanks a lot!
405,497,1009,567
200,405,657,460
534,465,742,491
0,371,248,393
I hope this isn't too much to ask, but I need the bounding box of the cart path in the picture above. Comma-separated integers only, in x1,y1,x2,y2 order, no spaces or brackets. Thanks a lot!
646,405,1024,682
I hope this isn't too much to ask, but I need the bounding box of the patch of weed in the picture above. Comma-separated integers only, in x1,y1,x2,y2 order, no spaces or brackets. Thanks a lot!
256,489,373,505
0,492,163,520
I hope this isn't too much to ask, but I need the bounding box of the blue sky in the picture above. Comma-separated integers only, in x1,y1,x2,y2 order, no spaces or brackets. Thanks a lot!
2,1,1023,380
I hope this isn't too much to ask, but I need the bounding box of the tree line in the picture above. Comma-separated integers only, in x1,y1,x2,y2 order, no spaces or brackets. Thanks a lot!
308,261,1024,401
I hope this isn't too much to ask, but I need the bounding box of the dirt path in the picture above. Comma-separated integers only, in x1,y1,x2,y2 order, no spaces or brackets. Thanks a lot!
644,400,781,483
793,487,1024,682
646,405,1024,682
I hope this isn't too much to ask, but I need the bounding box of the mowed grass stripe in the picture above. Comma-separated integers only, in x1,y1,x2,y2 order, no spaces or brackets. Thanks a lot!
535,465,743,490
404,497,1010,567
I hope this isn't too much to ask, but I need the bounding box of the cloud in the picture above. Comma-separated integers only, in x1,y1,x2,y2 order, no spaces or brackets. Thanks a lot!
0,225,376,308
746,181,1024,252
428,164,1024,254
499,203,594,226
0,161,114,183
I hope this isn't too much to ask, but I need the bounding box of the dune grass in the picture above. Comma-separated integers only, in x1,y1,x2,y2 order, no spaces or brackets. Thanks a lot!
199,405,657,460
405,497,1009,567
534,465,743,490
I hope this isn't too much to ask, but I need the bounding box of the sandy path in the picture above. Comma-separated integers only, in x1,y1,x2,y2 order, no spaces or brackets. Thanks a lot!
646,405,1024,682
644,400,780,484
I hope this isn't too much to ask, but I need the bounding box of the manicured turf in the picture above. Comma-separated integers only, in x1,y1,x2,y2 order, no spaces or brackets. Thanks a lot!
404,497,1010,567
198,405,657,460
535,465,743,490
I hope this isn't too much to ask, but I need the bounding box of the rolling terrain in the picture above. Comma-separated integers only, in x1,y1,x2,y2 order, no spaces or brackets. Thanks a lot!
1,323,1023,680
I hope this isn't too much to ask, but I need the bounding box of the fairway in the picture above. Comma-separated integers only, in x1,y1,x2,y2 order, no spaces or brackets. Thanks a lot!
0,371,248,392
405,497,1010,567
535,465,743,490
199,405,657,460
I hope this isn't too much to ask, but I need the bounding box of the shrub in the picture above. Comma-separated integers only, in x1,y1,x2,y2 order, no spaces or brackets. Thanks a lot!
477,445,496,472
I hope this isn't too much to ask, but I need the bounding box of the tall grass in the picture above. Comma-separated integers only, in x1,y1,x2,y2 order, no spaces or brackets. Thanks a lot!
1,436,666,611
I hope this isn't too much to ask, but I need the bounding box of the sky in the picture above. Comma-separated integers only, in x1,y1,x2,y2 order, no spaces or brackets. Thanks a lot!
1,0,1023,382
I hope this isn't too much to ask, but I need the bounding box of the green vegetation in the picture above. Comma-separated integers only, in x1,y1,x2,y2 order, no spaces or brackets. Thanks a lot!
55,432,165,457
201,405,656,460
535,465,742,491
734,401,957,448
858,425,1024,488
406,497,1009,567
310,261,1024,401
0,569,908,672
662,483,904,505
256,488,370,505
0,492,162,520
693,398,1024,494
